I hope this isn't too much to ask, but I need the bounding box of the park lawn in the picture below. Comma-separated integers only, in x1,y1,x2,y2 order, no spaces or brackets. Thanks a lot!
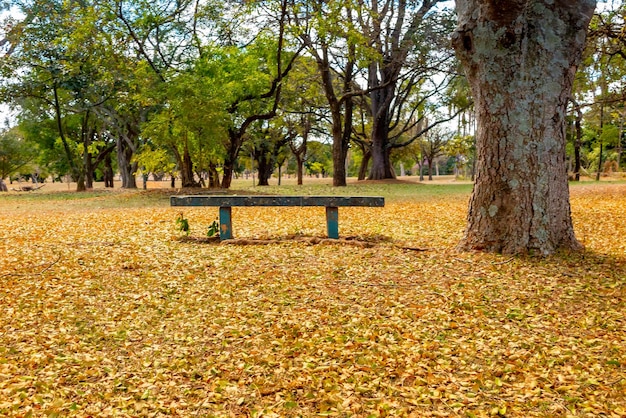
0,182,624,417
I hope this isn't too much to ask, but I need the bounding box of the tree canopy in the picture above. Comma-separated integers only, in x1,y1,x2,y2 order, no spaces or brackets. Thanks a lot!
0,0,622,196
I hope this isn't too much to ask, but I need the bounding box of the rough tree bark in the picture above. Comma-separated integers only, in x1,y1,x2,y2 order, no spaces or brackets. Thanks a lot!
171,139,200,188
357,147,371,181
366,0,442,180
117,136,138,189
452,0,595,254
103,153,114,188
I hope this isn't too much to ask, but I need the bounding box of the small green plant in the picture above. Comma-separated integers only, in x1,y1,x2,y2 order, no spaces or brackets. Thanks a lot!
207,219,219,237
175,212,190,236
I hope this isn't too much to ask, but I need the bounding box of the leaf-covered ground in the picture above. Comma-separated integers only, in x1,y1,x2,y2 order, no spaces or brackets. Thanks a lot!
0,183,624,417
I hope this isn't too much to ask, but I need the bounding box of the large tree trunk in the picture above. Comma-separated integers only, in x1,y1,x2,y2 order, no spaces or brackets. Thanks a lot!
452,0,594,255
368,125,396,180
368,90,396,180
117,137,137,189
207,163,220,188
256,152,272,186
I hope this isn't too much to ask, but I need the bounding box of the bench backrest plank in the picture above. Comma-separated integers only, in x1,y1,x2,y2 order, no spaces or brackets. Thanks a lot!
170,195,384,207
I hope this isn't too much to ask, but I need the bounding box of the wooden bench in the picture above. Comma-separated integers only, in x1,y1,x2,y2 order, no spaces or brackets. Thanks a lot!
170,195,385,240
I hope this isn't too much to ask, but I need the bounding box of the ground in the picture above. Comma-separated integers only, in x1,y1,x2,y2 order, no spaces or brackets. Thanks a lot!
0,179,624,417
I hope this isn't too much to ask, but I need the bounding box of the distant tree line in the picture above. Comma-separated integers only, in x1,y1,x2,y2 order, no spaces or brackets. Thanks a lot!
0,1,623,191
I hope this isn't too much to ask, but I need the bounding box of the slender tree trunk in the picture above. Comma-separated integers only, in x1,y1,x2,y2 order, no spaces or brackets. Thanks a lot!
290,118,309,186
427,158,433,181
308,38,354,187
596,103,604,181
81,112,95,189
572,100,583,181
331,131,348,186
296,155,304,185
84,154,94,189
53,82,86,191
103,153,114,188
453,0,594,254
221,129,243,189
618,108,624,171
358,148,372,181
180,141,199,188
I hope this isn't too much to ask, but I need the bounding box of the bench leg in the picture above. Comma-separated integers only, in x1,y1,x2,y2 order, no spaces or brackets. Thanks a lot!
326,206,339,239
219,206,232,240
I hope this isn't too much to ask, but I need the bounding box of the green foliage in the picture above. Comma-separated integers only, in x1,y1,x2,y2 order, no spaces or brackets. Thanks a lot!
132,145,177,177
305,141,333,176
600,125,620,147
175,212,190,236
0,127,38,179
207,219,220,238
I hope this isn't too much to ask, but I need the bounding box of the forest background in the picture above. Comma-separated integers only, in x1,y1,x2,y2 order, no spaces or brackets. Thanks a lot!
0,0,624,189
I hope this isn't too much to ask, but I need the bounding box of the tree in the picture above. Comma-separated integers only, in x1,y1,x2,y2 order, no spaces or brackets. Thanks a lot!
215,0,301,189
246,121,291,186
287,117,309,185
279,56,327,185
452,0,595,254
420,126,451,181
579,4,626,178
0,127,37,188
132,145,176,186
2,0,129,190
445,134,475,180
293,0,367,186
362,1,460,180
305,140,333,177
